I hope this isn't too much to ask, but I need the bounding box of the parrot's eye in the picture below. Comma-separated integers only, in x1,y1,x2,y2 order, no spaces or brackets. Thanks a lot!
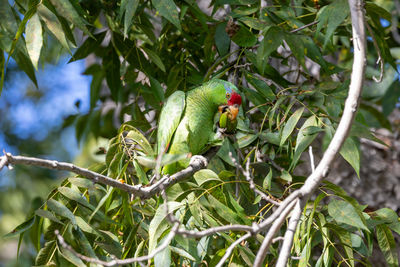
226,92,231,99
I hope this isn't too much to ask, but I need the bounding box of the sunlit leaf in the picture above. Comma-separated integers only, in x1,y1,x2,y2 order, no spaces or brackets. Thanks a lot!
26,13,42,70
328,199,368,231
49,0,92,37
339,137,360,177
152,0,181,30
35,209,64,225
4,216,36,238
376,224,399,267
47,199,76,225
194,169,221,186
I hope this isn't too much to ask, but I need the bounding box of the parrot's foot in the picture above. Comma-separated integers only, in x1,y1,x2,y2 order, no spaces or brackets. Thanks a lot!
190,155,208,167
217,126,236,136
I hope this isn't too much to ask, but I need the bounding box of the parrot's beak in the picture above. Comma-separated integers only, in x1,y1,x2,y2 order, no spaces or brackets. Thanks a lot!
218,104,239,120
228,104,239,120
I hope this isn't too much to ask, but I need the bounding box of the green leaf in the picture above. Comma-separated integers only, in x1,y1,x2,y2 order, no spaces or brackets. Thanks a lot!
382,80,400,117
59,243,86,267
125,127,154,155
263,167,272,190
154,243,171,267
122,0,139,37
170,246,196,261
231,26,257,47
37,4,70,51
104,44,121,101
75,216,100,236
280,107,304,146
70,31,107,62
285,33,305,69
290,115,319,170
215,23,230,56
35,209,64,225
133,159,149,184
375,208,400,235
194,169,221,186
339,137,360,177
217,138,237,166
97,230,123,258
149,76,165,103
152,0,181,30
47,199,76,225
49,0,92,37
35,240,56,266
26,13,42,70
280,170,292,182
141,47,166,72
68,177,95,190
256,26,283,73
149,201,183,252
206,195,243,224
237,133,258,148
58,187,95,210
245,72,275,101
4,216,36,238
376,224,399,267
328,199,368,231
73,227,98,259
316,0,349,48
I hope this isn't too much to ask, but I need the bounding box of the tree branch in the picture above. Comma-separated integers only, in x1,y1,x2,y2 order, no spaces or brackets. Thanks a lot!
55,223,179,266
253,199,297,267
0,149,215,199
270,0,366,265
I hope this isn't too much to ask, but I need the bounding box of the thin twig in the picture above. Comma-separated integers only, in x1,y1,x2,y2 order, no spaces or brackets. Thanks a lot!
229,152,281,206
215,232,252,267
253,199,297,266
55,223,179,266
290,21,319,33
365,22,383,83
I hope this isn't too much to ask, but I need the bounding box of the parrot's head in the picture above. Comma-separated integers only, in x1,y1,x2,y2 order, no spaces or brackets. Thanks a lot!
222,82,242,120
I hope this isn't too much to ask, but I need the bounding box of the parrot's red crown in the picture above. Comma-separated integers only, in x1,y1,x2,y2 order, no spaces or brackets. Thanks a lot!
228,92,242,106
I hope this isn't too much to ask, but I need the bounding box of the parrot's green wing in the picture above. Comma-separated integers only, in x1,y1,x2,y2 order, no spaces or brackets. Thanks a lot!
157,91,186,154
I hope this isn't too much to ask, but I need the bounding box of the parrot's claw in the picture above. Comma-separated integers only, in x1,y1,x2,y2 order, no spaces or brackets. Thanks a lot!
190,155,208,167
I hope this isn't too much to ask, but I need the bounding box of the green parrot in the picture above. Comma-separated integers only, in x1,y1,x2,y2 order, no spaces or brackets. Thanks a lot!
157,79,242,174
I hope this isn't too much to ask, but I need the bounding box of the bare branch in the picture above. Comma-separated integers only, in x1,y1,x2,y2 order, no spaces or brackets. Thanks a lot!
0,149,216,199
299,0,366,198
1,153,138,193
309,146,315,172
55,223,179,266
268,1,366,265
275,199,303,267
0,152,8,170
254,199,297,266
177,224,253,238
215,232,252,267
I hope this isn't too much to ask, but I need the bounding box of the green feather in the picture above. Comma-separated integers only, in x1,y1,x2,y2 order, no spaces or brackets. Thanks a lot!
158,79,239,174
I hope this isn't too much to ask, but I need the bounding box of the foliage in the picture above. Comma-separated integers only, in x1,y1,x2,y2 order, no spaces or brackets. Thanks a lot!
1,0,400,266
